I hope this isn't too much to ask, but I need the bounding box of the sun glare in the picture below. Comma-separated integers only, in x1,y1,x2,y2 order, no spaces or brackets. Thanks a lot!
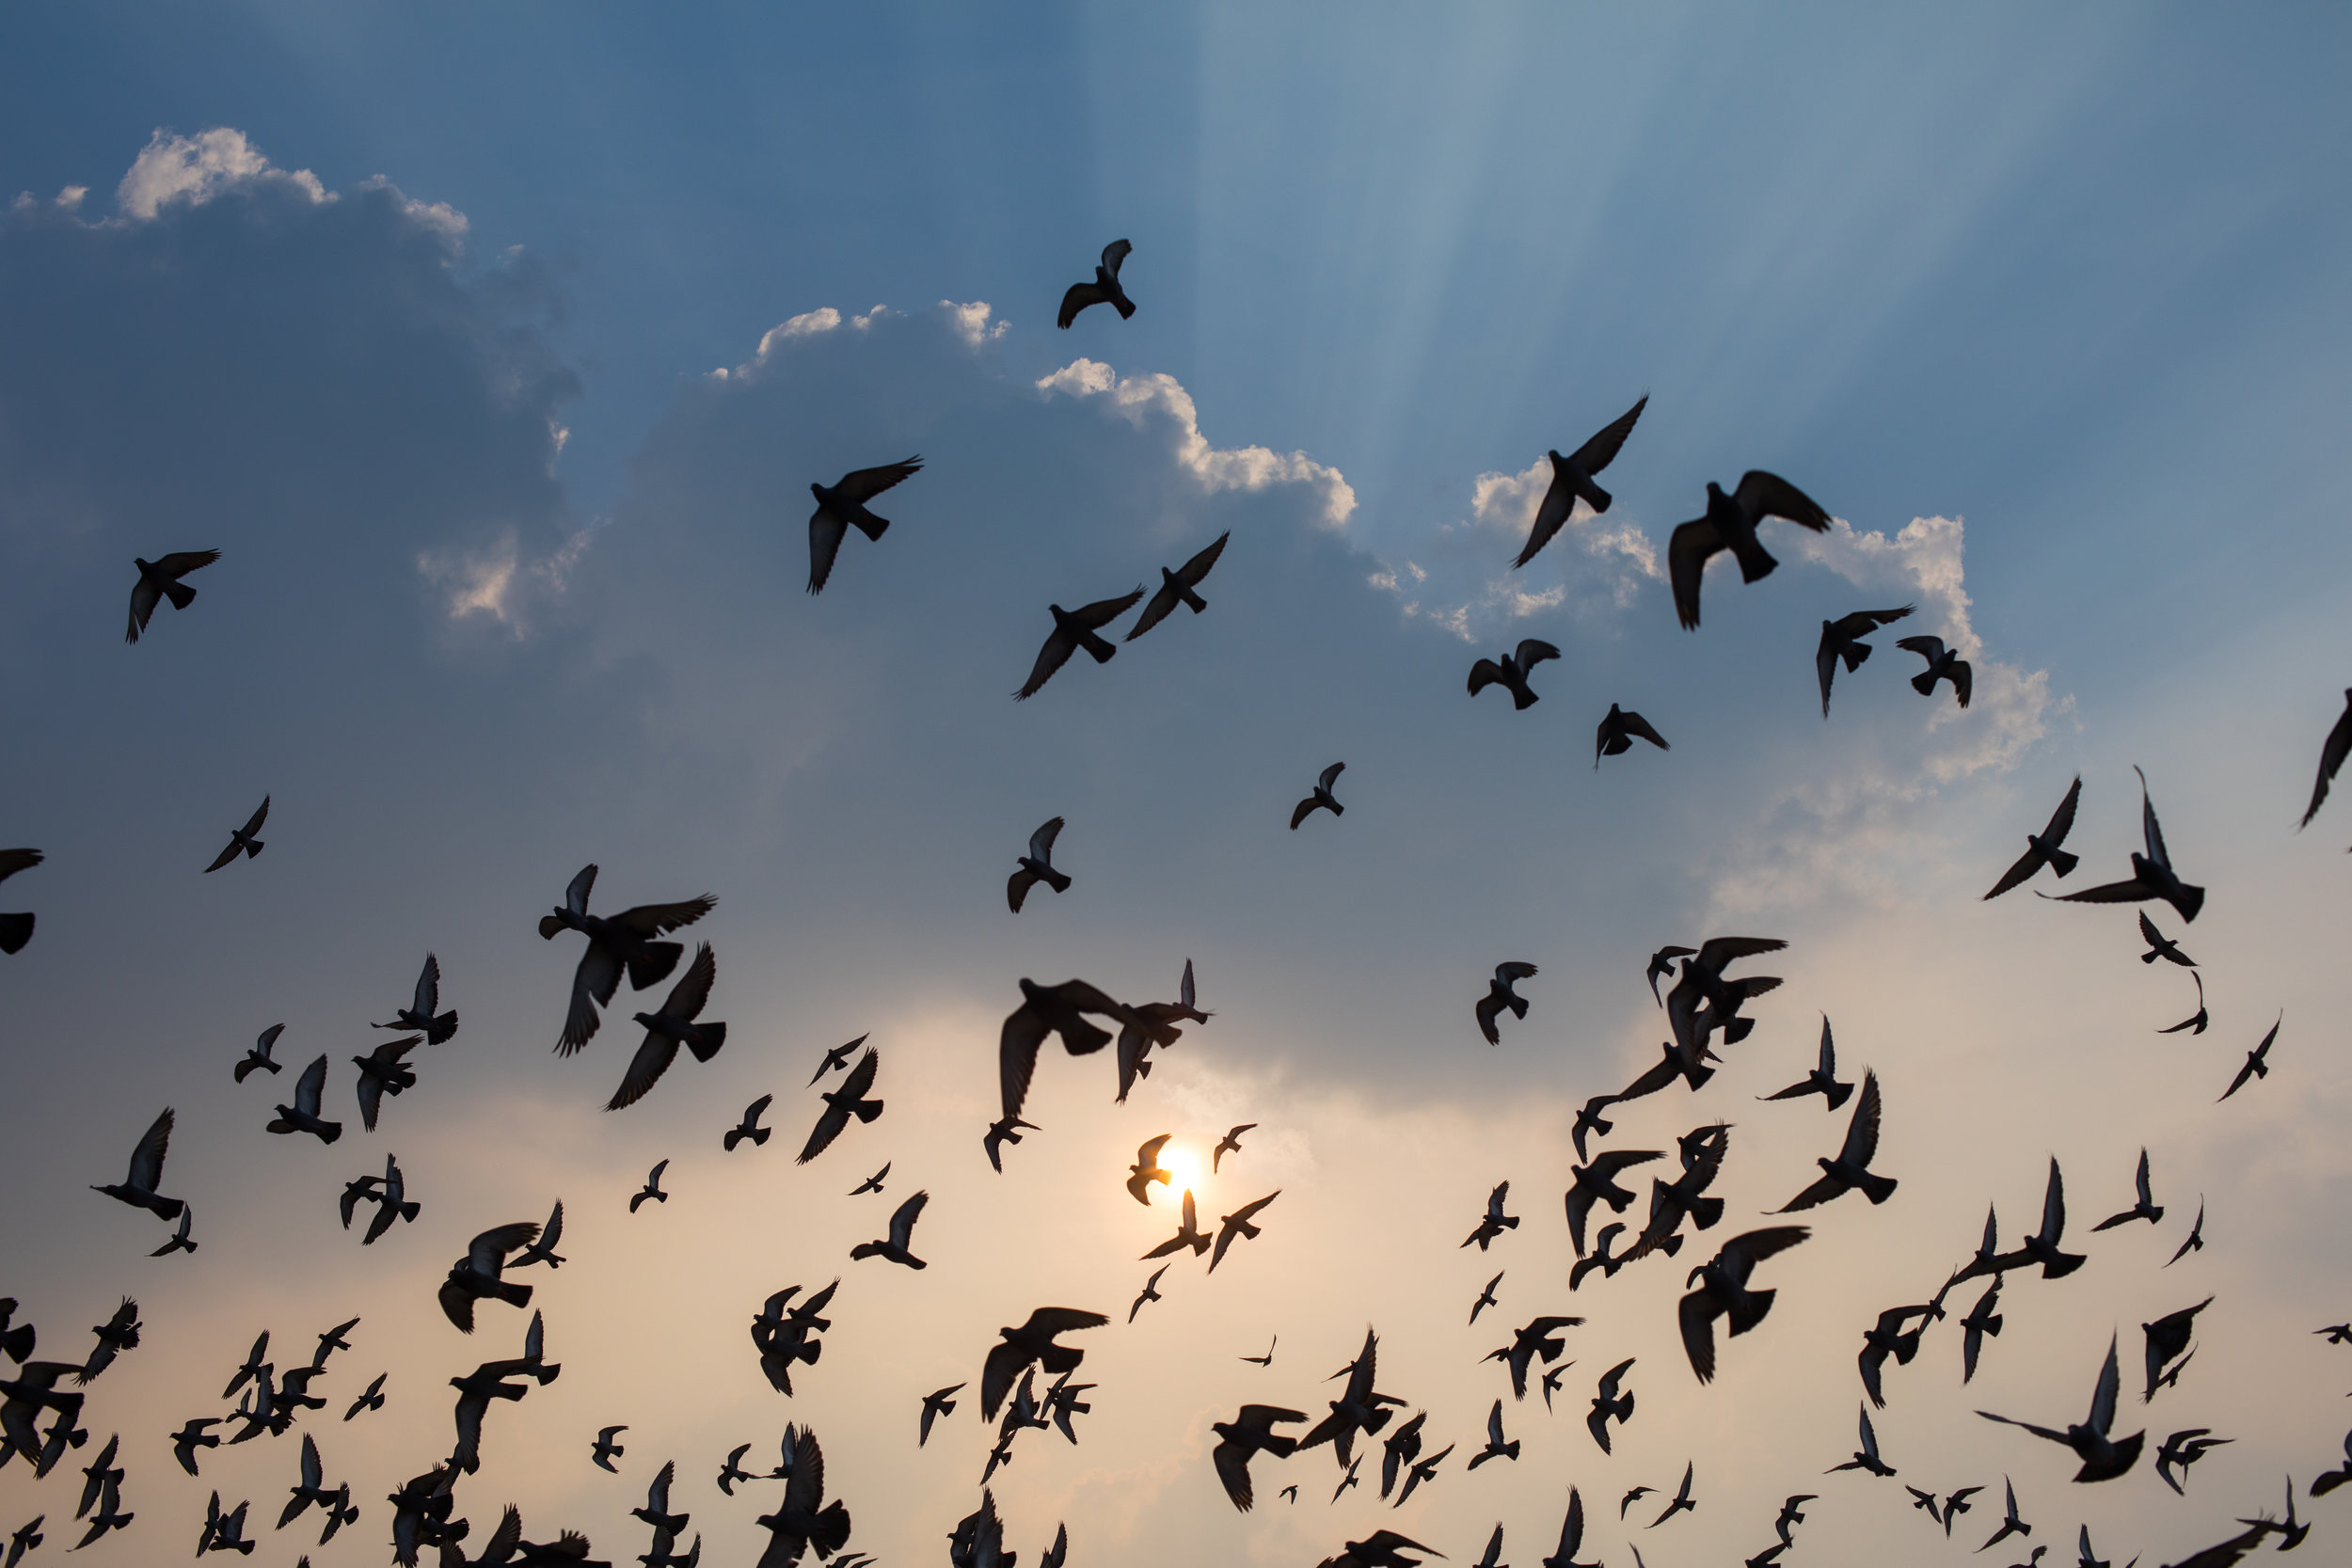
1160,1142,1204,1196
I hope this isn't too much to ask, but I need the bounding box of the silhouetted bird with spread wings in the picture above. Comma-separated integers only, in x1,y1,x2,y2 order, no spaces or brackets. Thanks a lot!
609,942,726,1110
806,457,922,594
2043,766,2203,923
2219,1015,2281,1101
1678,1227,1810,1382
437,1223,540,1333
1816,605,1914,716
538,864,716,1053
1007,818,1072,913
1775,1070,1897,1210
127,550,220,642
1292,763,1346,828
1128,531,1231,641
91,1108,183,1221
352,1036,420,1132
1828,1404,1895,1478
1985,777,2083,898
1470,640,1562,709
2143,1297,2211,1402
1897,635,1972,707
725,1096,772,1152
2091,1148,2164,1231
374,954,458,1044
1212,1404,1305,1512
2300,688,2351,831
980,1309,1107,1420
1565,1148,1661,1257
1058,240,1136,327
1666,473,1833,629
800,1044,882,1163
204,797,269,872
1759,1016,1853,1111
1014,587,1144,700
1979,1333,2145,1481
1596,705,1669,767
0,848,40,956
1213,1194,1279,1274
850,1191,929,1269
2159,973,2208,1035
1510,397,1648,569
997,978,1136,1121
267,1055,342,1144
754,1425,851,1567
1587,1358,1635,1453
1487,1315,1581,1401
1476,963,1538,1045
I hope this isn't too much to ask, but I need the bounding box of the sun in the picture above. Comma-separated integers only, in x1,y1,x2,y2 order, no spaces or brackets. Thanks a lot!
1159,1142,1204,1196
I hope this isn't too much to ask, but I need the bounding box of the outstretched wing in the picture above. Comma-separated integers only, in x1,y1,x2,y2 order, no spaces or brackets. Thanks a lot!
659,942,717,1020
1101,238,1133,277
1666,518,1721,630
1733,470,1831,531
607,1032,682,1112
1028,817,1064,862
1057,282,1107,328
613,895,718,938
127,1107,174,1190
807,507,848,594
1515,464,1577,569
1015,626,1077,700
1836,1071,1883,1167
998,1004,1050,1120
1566,394,1648,477
834,457,922,506
1073,586,1146,631
1176,530,1230,588
1618,709,1670,751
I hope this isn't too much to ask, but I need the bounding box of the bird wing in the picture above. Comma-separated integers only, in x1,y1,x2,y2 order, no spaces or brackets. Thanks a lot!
2048,875,2156,905
2137,766,2171,868
468,1223,540,1275
1692,936,1786,973
408,952,441,1018
126,575,163,640
1496,961,1538,985
1722,1226,1811,1275
1015,624,1078,700
204,838,245,873
1073,586,1146,630
1665,518,1721,629
783,1425,825,1516
607,1031,682,1112
1467,657,1505,697
1952,658,1973,706
357,1068,385,1132
1618,709,1670,750
613,895,718,938
563,863,597,916
155,549,223,578
658,942,717,1020
562,944,622,1053
1733,471,1831,530
1589,1148,1665,1182
1983,842,2049,900
1895,634,1947,664
1517,640,1561,673
294,1053,328,1115
0,847,40,884
2039,1158,2067,1243
834,457,922,505
1815,628,1839,717
1564,393,1648,479
241,797,271,836
2304,697,2352,827
1515,467,1577,569
1100,238,1132,276
1677,1291,1722,1382
1057,282,1107,327
798,1100,851,1164
1136,1132,1172,1167
2089,1335,2122,1433
1172,530,1232,592
126,1108,174,1190
888,1190,929,1247
1836,1071,1883,1167
1316,760,1346,792
1213,1438,1257,1510
2039,774,2084,845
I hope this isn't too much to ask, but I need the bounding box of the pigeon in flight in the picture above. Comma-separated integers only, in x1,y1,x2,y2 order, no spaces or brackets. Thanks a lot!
2143,1297,2211,1402
1299,1328,1402,1467
979,1308,1107,1420
1466,1398,1518,1470
917,1384,962,1447
1291,762,1346,828
1774,1069,1898,1210
351,1036,421,1132
1211,1193,1280,1274
1057,239,1136,327
754,1425,852,1566
1758,1015,1854,1110
850,1190,929,1269
983,1113,1037,1173
1772,1495,1815,1550
1488,1315,1582,1401
806,456,922,594
1006,817,1073,913
538,864,716,1053
1475,963,1537,1046
342,1374,385,1421
1595,704,1669,767
725,1096,773,1151
373,954,458,1044
0,848,40,956
2043,766,2203,922
630,1160,670,1212
1984,777,2083,898
506,1198,564,1272
2314,1430,2352,1497
204,796,270,872
2091,1149,2164,1231
1541,1487,1601,1568
267,1054,342,1144
1896,634,1972,707
154,1205,199,1258
848,1162,888,1195
126,549,220,642
1142,1189,1212,1259
1569,1223,1632,1291
800,1043,882,1162
807,1036,865,1085
5,1516,39,1566
1678,1227,1810,1382
1666,472,1833,629
1469,640,1562,710
1127,1135,1174,1205
1127,531,1231,641
609,942,727,1110
1211,1403,1305,1511
1827,1404,1895,1477
1816,605,1915,716
1586,1358,1636,1453
1214,1123,1256,1173
1649,1461,1698,1527
235,1024,286,1083
1509,396,1649,569
1014,586,1145,700
2219,1015,2280,1101
997,977,1135,1121
2157,973,2208,1035
2300,688,2352,830
1463,1182,1519,1250
437,1222,540,1332
1964,1158,2084,1281
1469,1272,1502,1326
1645,945,1695,1006
2165,1199,2206,1267
1565,1148,1661,1256
91,1108,183,1221
2153,1428,2232,1495
1856,1302,1934,1408
2138,911,2196,967
1114,958,1212,1101
1979,1333,2146,1481
74,1300,138,1385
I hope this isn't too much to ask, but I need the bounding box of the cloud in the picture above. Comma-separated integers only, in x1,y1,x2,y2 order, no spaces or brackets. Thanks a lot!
942,299,1007,347
115,127,329,220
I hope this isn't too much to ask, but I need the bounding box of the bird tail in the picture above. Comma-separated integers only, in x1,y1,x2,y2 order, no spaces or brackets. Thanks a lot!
0,912,30,954
2042,1251,2086,1280
814,1502,851,1554
852,512,890,542
1043,868,1073,895
428,1011,458,1042
1112,297,1136,321
1824,1081,1853,1111
396,1201,421,1223
1263,1433,1298,1459
1328,800,1345,816
1981,1314,2003,1337
1179,586,1208,613
687,1022,728,1063
149,1194,185,1221
1079,629,1118,663
849,1243,882,1261
1690,1196,1725,1229
496,1281,533,1307
1911,669,1938,696
0,1324,33,1361
1620,1391,1635,1419
164,579,199,610
1579,475,1613,515
1727,1287,1776,1335
627,942,683,991
852,1099,884,1124
2046,847,2078,878
1722,1017,1756,1045
244,838,264,858
1733,537,1779,583
1657,1232,1683,1258
1858,1173,1899,1206
2173,884,2206,922
1508,996,1530,1021
1841,642,1872,673
1502,1216,1520,1230
797,1339,822,1364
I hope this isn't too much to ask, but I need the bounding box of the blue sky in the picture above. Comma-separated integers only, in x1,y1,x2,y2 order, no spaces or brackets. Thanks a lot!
3,7,2350,1567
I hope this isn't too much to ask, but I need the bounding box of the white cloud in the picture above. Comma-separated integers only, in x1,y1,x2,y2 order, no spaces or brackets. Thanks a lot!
941,298,1007,347
419,524,592,635
115,127,328,220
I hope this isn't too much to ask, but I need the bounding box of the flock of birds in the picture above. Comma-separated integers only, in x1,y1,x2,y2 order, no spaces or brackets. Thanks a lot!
5,235,2352,1568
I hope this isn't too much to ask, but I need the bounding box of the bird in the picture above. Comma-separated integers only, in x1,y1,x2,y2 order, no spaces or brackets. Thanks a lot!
608,942,726,1110
437,1222,540,1332
1565,1149,1663,1255
2242,1476,2310,1550
1979,1332,2146,1481
1540,1487,1601,1568
1127,1134,1174,1205
2043,766,2204,923
2165,1198,2206,1266
1857,1302,1934,1408
1618,1486,1655,1522
1827,1403,1896,1477
74,1300,137,1385
587,1425,625,1472
1509,397,1649,569
630,1160,670,1212
1142,1189,1212,1259
716,1443,754,1494
1211,1192,1279,1273
805,456,922,594
1320,1529,1442,1568
373,953,459,1044
1586,1358,1636,1453
1986,776,2085,898
2300,688,2352,829
917,1384,962,1448
126,549,220,642
2220,1016,2281,1101
538,864,716,1053
753,1425,852,1567
1214,1123,1256,1173
1469,640,1563,710
2158,972,2208,1035
807,1036,865,1085
1941,1486,1984,1538
0,850,41,954
91,1108,183,1222
1240,1336,1278,1367
1291,762,1346,827
1569,1223,1632,1291
1758,1015,1854,1110
1667,472,1833,628
996,976,1136,1121
343,1373,385,1421
1393,1439,1452,1508
1113,957,1212,1102
1475,963,1538,1046
842,1164,887,1197
800,1044,882,1163
1211,1404,1305,1511
983,1113,1038,1173
0,1306,29,1371
199,1491,253,1556
980,1308,1108,1420
1816,604,1915,716
1469,1272,1503,1325
2092,1148,2165,1231
725,1096,773,1152
265,1053,342,1144
1649,1461,1698,1528
1488,1314,1582,1401
2138,911,2197,967
2154,1428,2233,1495
2313,1430,2352,1497
1463,1181,1518,1249
1470,1523,1506,1568
1897,634,1973,706
1129,1265,1169,1323
1774,1069,1898,1209
1298,1327,1402,1467
73,1433,119,1519
1007,817,1073,912
170,1417,221,1475
1571,1095,1617,1162
6,1516,40,1567
1127,531,1232,641
1772,1495,1816,1550
1906,1485,1942,1525
351,1035,421,1132
1057,239,1136,327
277,1432,342,1530
633,1459,687,1538
1976,1158,2086,1280
234,1024,286,1083
203,796,270,872
1595,704,1669,767
1626,1123,1733,1261
1467,1400,1518,1470
850,1190,929,1269
1678,1227,1811,1382
1962,1278,2005,1383
510,1198,565,1270
1014,585,1146,700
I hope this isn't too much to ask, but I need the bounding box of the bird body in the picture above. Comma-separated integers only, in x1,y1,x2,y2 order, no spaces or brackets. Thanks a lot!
1292,762,1347,828
374,953,458,1044
1469,640,1562,709
1015,587,1145,699
1008,817,1073,911
1511,397,1648,569
1476,963,1537,1046
1667,472,1832,628
801,1044,882,1162
725,1095,773,1152
235,1023,285,1083
1759,1015,1854,1110
1816,605,1915,716
1896,634,1973,706
127,549,220,641
611,942,726,1110
268,1053,342,1144
1057,239,1136,327
1595,704,1669,766
1463,1180,1519,1248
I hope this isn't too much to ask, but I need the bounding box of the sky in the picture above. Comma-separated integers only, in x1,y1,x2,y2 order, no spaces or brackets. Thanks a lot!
2,5,2350,1566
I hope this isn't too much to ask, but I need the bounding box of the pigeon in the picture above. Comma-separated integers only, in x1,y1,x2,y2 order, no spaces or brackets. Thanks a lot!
437,1222,540,1332
608,942,726,1110
725,1096,773,1152
979,1308,1108,1420
1972,1159,2085,1281
2300,688,2352,830
1291,762,1346,828
6,1515,39,1566
848,1163,888,1196
1565,1150,1662,1255
1541,1488,1601,1568
1470,1523,1506,1568
1586,1358,1636,1453
1962,1279,2005,1383
1014,586,1146,699
1214,1123,1256,1173
806,457,923,594
1127,1135,1174,1205
1488,1315,1582,1401
1906,1485,1943,1524
1827,1403,1896,1477
1510,397,1649,569
1662,937,1786,1069
982,1113,1038,1173
1666,472,1833,629
2241,1477,2310,1550
1463,1181,1519,1249
1856,1302,1934,1408
633,1459,687,1535
147,1204,197,1256
1645,945,1696,1006
2137,911,2197,967
1040,1523,1070,1568
1625,1123,1733,1261
1775,1069,1898,1210
352,1036,421,1132
1129,1266,1169,1323
1007,818,1073,912
171,1418,221,1475
235,1024,286,1083
1299,1328,1403,1467
1392,1438,1452,1509
126,549,221,642
1467,1400,1518,1470
267,1054,342,1144
1678,1227,1811,1382
74,1478,132,1548
1212,1404,1305,1511
1319,1529,1441,1568
1211,1192,1280,1274
92,1108,183,1221
222,1331,268,1405
800,1044,882,1162
1595,704,1669,767
343,1373,385,1421
1114,958,1211,1102
1979,1333,2146,1481
716,1443,754,1493
1986,777,2085,898
1057,239,1136,327
2313,1430,2352,1497
2220,1016,2281,1101
1469,641,1562,710
1127,531,1232,641
2158,972,2209,1035
918,1385,962,1448
2154,1428,2232,1495
202,796,272,874
1331,1457,1363,1502
73,1434,120,1519
589,1425,625,1472
1142,1190,1213,1259
1240,1337,1278,1367
997,978,1136,1121
2166,1199,2207,1266
807,1036,866,1085
74,1301,137,1386
1469,1272,1503,1326
198,1490,253,1556
277,1433,341,1530
374,954,459,1044
1897,634,1973,707
1476,964,1537,1046
510,1199,565,1270
1816,605,1915,716
537,864,717,1053
2091,1149,2166,1234
850,1190,929,1269
748,1288,827,1398
1571,1096,1617,1162
1649,1461,1698,1527
2044,766,2204,923
1772,1496,1816,1552
1569,1223,1632,1291
630,1161,670,1212
1759,1015,1854,1111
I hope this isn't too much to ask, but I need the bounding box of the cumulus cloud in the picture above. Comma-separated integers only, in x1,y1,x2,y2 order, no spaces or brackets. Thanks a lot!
114,127,328,220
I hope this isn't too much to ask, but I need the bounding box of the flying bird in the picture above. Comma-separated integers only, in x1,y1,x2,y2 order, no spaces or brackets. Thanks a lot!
373,953,458,1044
806,456,922,594
1317,1529,1441,1568
437,1222,540,1333
753,1425,851,1566
725,1096,773,1152
979,1308,1108,1420
74,1299,138,1385
2166,1198,2206,1267
1896,634,1973,707
996,978,1135,1121
1291,762,1346,828
2154,1428,2233,1495
1772,1495,1815,1550
126,549,220,642
1595,704,1669,767
800,1044,882,1163
2091,1148,2164,1231
917,1385,962,1448
1463,1181,1518,1250
1214,1123,1256,1173
1649,1461,1698,1527
2143,1297,2212,1402
1964,1158,2084,1281
1475,963,1537,1046
1856,1301,1935,1408
630,1160,670,1212
351,1035,421,1132
2136,911,2196,967
1509,396,1649,569
203,797,270,873
1014,586,1146,700
1774,1069,1897,1210
1127,531,1232,641
2219,1015,2281,1101
1469,640,1562,710
1565,1148,1661,1256
983,1113,1037,1173
1985,776,2083,898
1211,1403,1305,1512
608,942,727,1110
1467,1400,1518,1470
0,848,40,956
848,1162,888,1195
1115,957,1212,1101
1678,1227,1810,1382
235,1024,286,1083
1816,605,1915,716
807,1036,865,1085
1758,1015,1854,1110
2299,688,2352,830
1057,239,1136,327
510,1199,565,1270
850,1190,929,1269
537,864,716,1053
342,1373,385,1421
1129,1266,1169,1323
1978,1333,2146,1481
1127,1135,1173,1205
1142,1190,1212,1259
1828,1403,1896,1477
1298,1327,1401,1467
1469,1272,1503,1326
1211,1192,1280,1274
1569,1223,1632,1291
1962,1279,2005,1384
1666,472,1833,629
2042,766,2204,923
1541,1487,1601,1568
2158,972,2208,1035
1007,817,1073,912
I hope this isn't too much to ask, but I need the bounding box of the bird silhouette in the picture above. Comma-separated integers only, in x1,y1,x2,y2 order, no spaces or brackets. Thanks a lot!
437,1222,539,1332
1057,239,1136,326
608,942,726,1110
800,1044,882,1163
2153,1427,2232,1495
234,1024,286,1084
1962,1278,2006,1383
1007,817,1073,912
1816,605,1915,716
373,953,458,1044
1856,1301,1935,1408
1211,1192,1279,1274
1667,472,1833,628
1678,1227,1810,1382
1014,586,1146,700
1127,531,1231,641
1214,1123,1255,1173
1463,1181,1519,1250
1128,1266,1170,1323
0,851,42,954
2219,1016,2280,1101
126,549,220,642
806,457,922,594
2165,1198,2206,1267
1649,1461,1698,1527
537,864,716,1053
1487,1314,1582,1400
1595,704,1669,767
630,1160,670,1212
351,1035,421,1132
1827,1403,1896,1477
1142,1190,1212,1260
1540,1487,1600,1568
1587,1358,1635,1453
753,1425,851,1566
1240,1336,1276,1367
1126,1135,1173,1205
204,796,270,873
1979,1333,2146,1481
725,1096,774,1152
1775,1069,1898,1210
1509,397,1649,569
1758,1015,1854,1111
2300,688,2352,830
266,1053,342,1144
1469,640,1562,710
850,1190,929,1269
980,1308,1106,1420
1469,1272,1503,1326
917,1384,962,1448
1565,1148,1662,1256
1211,1403,1304,1511
1476,963,1538,1046
1985,776,2084,898
2091,1148,2164,1230
1897,634,1972,706
2044,766,2204,922
2158,972,2208,1035
848,1161,888,1195
1292,762,1347,828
